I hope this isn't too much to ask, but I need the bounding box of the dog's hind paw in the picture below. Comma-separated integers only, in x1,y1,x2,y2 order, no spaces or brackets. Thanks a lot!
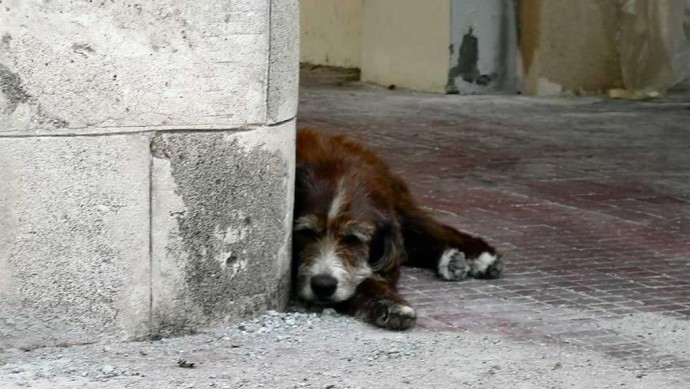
469,252,504,279
437,248,469,281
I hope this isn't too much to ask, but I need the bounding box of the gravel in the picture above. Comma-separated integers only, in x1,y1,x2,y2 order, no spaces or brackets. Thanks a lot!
1,309,688,388
598,312,690,358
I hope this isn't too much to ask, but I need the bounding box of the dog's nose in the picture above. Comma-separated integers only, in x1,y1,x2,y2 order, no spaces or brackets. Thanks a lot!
310,274,338,299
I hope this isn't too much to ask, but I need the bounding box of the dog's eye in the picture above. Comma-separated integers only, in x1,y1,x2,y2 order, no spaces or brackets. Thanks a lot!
294,229,318,239
368,224,390,265
342,234,364,245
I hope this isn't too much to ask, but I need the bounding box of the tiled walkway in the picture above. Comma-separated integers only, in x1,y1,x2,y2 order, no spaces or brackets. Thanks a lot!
298,68,690,373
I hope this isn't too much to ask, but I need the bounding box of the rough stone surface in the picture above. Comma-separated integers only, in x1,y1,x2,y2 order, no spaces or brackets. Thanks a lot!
0,123,296,350
0,135,151,350
1,0,298,348
151,123,295,337
267,0,300,123
0,0,271,135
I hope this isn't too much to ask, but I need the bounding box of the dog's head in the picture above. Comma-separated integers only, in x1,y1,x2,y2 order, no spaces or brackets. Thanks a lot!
292,164,403,305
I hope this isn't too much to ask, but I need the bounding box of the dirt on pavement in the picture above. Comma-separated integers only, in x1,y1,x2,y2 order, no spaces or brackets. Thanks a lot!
2,309,688,389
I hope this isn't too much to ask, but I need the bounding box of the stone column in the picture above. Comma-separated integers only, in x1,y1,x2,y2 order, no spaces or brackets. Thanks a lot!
0,0,298,350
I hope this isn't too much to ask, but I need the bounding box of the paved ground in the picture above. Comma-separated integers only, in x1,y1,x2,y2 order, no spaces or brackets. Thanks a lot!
298,67,690,375
2,68,689,388
2,310,689,388
300,69,690,369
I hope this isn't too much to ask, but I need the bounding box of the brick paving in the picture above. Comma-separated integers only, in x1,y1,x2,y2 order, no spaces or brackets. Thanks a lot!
298,67,690,373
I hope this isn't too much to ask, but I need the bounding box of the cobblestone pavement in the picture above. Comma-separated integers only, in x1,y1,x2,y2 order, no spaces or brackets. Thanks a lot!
298,67,690,374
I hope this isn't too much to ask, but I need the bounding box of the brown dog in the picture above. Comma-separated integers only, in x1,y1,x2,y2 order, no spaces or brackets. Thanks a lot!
293,128,503,330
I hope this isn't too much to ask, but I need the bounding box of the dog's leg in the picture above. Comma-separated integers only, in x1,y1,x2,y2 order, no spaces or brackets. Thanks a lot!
387,174,503,280
336,277,416,331
401,210,503,281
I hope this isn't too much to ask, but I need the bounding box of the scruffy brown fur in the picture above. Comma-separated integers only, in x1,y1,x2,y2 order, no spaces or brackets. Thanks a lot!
293,128,503,330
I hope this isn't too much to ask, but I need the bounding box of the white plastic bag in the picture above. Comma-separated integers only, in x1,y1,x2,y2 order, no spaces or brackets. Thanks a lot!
609,0,690,98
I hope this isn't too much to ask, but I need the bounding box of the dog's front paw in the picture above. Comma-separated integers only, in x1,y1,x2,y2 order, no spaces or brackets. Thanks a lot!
372,301,416,331
438,248,469,281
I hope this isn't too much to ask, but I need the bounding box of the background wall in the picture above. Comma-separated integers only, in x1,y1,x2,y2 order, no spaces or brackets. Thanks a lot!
361,0,451,93
299,0,633,95
300,0,363,68
520,0,623,95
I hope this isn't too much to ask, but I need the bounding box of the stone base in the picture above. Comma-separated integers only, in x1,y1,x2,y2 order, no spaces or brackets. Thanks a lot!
0,122,295,350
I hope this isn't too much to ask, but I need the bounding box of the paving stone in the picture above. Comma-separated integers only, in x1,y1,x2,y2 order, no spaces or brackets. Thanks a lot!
299,71,690,373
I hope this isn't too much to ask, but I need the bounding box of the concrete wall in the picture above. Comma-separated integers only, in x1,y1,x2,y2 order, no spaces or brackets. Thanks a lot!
519,0,623,95
299,0,516,93
361,0,451,92
0,0,298,350
300,0,362,68
299,0,638,95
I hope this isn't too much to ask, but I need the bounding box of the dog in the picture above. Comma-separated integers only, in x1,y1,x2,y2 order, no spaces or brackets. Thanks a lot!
293,128,503,330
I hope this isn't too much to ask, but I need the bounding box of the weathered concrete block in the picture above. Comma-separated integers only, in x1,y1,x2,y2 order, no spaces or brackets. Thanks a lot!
267,0,300,123
0,0,271,135
0,0,298,349
0,122,296,349
0,135,151,350
150,122,295,337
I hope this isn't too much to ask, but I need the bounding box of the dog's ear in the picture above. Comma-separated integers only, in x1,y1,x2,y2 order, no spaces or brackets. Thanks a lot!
368,217,405,272
294,162,314,196
295,161,308,183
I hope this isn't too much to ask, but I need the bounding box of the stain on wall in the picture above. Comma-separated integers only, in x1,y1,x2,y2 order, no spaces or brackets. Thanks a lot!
519,0,541,82
0,64,69,128
0,64,31,114
150,131,292,336
447,28,493,93
448,0,519,95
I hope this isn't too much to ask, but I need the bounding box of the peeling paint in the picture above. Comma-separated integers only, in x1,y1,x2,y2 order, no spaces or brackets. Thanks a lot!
447,0,519,94
457,28,481,83
447,28,493,93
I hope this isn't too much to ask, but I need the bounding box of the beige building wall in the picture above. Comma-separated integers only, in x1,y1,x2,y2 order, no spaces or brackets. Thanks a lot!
361,0,451,92
300,0,363,68
520,0,623,95
300,0,635,95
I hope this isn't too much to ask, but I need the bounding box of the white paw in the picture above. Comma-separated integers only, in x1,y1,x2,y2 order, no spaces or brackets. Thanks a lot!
374,302,416,331
438,248,469,281
469,252,504,279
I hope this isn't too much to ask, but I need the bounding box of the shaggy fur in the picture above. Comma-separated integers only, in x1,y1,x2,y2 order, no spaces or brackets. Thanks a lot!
293,128,504,330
